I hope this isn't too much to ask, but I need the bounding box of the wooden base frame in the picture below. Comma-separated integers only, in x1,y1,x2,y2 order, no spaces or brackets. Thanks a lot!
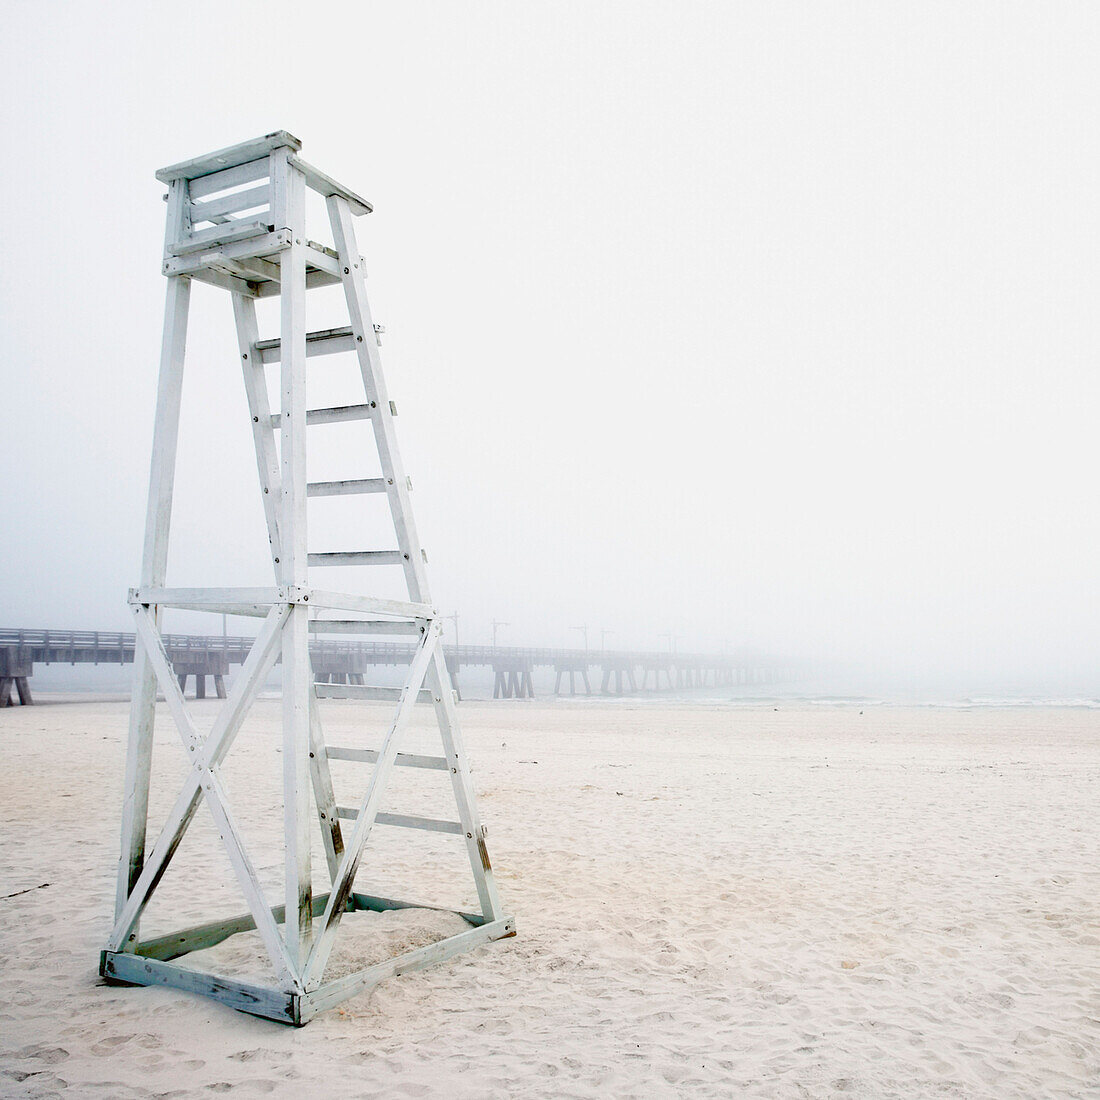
101,894,515,1026
105,133,511,1024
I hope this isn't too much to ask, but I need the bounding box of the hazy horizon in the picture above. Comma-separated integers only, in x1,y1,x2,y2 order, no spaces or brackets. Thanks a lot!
2,2,1098,699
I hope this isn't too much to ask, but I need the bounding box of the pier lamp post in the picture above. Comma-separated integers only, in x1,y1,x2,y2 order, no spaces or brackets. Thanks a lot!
571,624,589,658
491,619,510,648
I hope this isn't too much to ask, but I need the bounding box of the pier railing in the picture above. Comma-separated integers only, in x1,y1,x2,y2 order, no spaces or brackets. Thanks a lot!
0,626,790,672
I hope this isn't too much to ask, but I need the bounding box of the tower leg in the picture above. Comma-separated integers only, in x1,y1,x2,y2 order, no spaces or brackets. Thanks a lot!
277,152,312,980
117,268,190,935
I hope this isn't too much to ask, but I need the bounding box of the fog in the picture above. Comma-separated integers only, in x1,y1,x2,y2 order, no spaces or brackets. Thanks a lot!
2,2,1098,699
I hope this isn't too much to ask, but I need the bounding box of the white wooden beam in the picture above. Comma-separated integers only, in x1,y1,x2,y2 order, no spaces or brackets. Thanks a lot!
276,149,313,975
115,185,191,931
157,131,299,184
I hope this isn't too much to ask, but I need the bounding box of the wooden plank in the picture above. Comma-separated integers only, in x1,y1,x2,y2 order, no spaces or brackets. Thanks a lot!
270,403,371,428
350,892,485,925
162,229,292,277
177,157,271,199
427,643,505,922
335,808,464,835
308,684,345,884
227,254,281,283
289,153,372,216
307,478,387,498
116,220,191,933
191,184,270,223
206,254,279,286
186,264,259,298
136,892,339,962
130,586,283,608
169,218,274,256
232,297,284,577
157,131,299,184
326,747,448,770
255,326,356,365
253,267,341,295
131,608,203,754
309,619,421,635
314,682,435,703
277,148,312,977
308,550,405,567
300,917,515,1021
307,589,435,619
304,243,340,277
101,951,296,1025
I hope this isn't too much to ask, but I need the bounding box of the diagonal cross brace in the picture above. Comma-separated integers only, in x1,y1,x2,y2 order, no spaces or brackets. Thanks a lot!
303,624,441,987
108,605,295,986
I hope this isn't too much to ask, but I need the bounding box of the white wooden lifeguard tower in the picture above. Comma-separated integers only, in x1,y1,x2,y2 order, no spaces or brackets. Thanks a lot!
100,132,513,1024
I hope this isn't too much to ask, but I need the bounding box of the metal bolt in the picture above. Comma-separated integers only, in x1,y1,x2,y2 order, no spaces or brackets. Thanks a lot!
356,334,363,342
253,416,259,422
466,832,473,839
242,353,248,360
274,557,280,563
344,267,349,274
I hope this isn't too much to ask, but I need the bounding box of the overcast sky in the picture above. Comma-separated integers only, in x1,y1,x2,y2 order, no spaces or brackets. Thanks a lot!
2,2,1098,695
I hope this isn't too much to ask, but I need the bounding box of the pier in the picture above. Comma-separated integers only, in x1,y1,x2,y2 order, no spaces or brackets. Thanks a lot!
0,627,803,705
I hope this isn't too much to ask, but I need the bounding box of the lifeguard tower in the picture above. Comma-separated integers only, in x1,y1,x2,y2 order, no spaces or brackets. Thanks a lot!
100,132,513,1024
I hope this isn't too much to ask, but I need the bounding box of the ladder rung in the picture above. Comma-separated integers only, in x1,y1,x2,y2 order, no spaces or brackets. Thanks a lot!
271,404,373,428
310,620,422,635
326,746,448,770
307,478,388,498
314,682,434,703
334,808,464,835
308,551,405,567
255,326,355,364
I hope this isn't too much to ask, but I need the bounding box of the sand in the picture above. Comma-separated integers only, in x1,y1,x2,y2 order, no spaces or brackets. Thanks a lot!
1,698,1098,1098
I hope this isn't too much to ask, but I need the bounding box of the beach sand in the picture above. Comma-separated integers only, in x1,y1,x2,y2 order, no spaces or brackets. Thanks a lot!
1,698,1097,1098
